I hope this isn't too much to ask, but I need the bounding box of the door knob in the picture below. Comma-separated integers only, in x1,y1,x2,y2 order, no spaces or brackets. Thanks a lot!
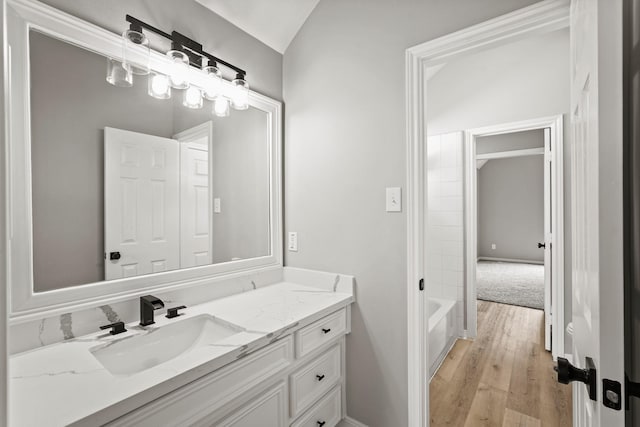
538,242,546,249
555,356,597,401
109,251,121,260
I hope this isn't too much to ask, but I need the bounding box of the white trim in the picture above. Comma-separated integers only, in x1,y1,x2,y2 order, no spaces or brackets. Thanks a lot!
5,0,283,322
405,1,569,424
465,115,565,359
477,256,544,265
0,0,8,423
475,147,545,160
339,416,369,427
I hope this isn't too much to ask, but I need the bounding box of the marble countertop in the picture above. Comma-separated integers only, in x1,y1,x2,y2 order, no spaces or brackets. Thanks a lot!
10,281,354,427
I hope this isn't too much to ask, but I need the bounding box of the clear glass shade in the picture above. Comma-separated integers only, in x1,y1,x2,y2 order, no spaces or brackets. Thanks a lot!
106,58,132,87
231,76,249,110
183,86,203,109
122,29,150,75
148,73,171,99
167,50,190,89
213,96,230,117
202,65,222,101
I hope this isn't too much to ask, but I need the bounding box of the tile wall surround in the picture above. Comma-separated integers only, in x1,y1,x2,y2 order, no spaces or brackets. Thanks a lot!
10,267,353,354
426,132,465,336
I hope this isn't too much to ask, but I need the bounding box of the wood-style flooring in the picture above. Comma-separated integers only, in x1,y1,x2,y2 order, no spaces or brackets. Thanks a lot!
429,301,572,427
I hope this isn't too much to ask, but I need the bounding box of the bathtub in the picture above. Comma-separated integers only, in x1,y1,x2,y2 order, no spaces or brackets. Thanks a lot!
428,297,457,377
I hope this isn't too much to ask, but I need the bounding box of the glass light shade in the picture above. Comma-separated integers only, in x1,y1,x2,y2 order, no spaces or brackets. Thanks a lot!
183,86,203,109
122,29,150,75
213,96,230,117
230,76,249,110
167,50,190,89
106,58,132,87
202,65,222,101
148,73,171,99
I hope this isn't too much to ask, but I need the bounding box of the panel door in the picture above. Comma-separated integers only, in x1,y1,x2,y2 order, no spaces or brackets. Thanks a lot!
569,0,625,425
104,127,179,280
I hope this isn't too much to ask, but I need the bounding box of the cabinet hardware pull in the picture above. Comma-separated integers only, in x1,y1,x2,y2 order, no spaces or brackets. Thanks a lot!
317,422,326,427
322,328,331,334
316,374,325,381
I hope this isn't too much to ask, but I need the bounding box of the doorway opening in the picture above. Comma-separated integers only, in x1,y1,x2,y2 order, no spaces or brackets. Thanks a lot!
405,1,573,425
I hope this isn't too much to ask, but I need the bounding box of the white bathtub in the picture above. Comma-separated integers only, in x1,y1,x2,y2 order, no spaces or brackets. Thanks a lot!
428,297,457,377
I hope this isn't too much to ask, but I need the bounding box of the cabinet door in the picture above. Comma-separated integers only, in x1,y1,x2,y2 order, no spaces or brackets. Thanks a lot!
213,382,287,427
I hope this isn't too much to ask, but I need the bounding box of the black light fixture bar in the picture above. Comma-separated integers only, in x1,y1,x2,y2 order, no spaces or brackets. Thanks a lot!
125,15,246,78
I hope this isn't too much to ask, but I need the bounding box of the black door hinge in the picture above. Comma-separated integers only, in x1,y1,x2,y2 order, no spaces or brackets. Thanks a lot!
419,278,424,291
626,375,640,409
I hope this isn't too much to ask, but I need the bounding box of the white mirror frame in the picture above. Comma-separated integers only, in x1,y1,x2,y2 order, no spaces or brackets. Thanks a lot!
5,0,283,323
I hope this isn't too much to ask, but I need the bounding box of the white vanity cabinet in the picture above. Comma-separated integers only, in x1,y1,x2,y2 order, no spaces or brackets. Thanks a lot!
105,307,349,427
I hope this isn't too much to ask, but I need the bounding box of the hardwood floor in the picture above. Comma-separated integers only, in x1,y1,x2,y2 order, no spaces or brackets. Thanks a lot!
429,301,572,427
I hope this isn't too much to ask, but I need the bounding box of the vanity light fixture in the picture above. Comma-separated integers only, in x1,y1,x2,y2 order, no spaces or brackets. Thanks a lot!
183,86,203,109
107,14,249,118
148,73,171,99
213,95,230,117
106,58,132,87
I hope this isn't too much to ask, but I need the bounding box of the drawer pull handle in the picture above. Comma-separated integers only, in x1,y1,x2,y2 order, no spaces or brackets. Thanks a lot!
317,422,326,427
322,328,331,334
316,374,325,381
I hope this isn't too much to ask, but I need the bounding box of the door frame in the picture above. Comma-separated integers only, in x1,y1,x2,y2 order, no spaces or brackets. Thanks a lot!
464,115,565,361
405,1,569,424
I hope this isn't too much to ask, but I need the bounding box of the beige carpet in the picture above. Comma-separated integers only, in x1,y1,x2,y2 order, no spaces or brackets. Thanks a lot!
476,260,544,310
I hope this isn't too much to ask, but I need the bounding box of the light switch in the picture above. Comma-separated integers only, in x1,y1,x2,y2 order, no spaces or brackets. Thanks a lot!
214,198,221,213
491,243,496,250
288,232,298,251
386,187,402,212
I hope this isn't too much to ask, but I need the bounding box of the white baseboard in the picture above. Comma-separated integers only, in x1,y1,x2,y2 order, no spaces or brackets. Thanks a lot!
477,256,544,265
339,416,369,427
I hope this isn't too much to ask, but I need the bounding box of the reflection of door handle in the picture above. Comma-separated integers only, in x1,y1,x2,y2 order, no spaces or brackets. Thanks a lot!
538,242,546,249
555,356,597,401
109,251,121,261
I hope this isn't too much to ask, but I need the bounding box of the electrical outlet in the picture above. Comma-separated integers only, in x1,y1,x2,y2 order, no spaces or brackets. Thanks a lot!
214,198,221,213
491,243,496,250
288,232,298,251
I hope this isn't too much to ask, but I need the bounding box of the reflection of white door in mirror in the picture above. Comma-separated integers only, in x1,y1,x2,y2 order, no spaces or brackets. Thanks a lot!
104,127,180,280
175,122,214,268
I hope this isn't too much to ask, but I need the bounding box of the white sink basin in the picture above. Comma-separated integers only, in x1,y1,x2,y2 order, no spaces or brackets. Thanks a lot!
90,315,243,376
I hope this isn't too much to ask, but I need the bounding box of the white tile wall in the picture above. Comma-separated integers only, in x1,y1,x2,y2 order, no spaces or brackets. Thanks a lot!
427,132,465,336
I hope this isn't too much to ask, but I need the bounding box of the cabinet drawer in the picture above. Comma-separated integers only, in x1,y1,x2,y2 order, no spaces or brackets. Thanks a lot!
295,309,346,358
209,382,288,427
291,386,341,427
290,345,341,418
107,336,293,427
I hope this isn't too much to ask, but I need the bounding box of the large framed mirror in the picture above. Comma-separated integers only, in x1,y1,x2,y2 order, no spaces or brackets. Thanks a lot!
6,0,282,321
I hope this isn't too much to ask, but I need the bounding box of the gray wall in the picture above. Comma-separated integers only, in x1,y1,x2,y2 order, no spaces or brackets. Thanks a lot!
478,156,545,262
283,1,541,425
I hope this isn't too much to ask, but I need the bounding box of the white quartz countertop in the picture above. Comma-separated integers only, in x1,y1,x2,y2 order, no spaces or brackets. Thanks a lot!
10,282,353,427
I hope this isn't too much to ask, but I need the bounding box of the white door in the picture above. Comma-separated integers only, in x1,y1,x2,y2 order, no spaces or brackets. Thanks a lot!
104,127,180,280
174,122,213,268
543,127,552,352
569,0,625,425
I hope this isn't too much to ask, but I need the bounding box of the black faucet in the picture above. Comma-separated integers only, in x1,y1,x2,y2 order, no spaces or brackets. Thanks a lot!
140,295,164,326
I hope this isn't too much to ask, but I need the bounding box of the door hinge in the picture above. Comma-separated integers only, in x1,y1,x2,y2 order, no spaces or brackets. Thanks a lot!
419,278,424,291
626,375,640,409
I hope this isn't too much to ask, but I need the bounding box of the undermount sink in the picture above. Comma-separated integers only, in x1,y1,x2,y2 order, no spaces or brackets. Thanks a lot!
90,315,243,376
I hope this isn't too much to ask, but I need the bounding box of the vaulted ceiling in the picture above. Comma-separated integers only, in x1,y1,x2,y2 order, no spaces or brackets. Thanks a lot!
195,0,321,53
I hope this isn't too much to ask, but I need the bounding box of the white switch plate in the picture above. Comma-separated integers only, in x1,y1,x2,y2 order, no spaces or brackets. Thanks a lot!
386,187,402,212
491,243,496,250
288,232,298,251
214,198,221,213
